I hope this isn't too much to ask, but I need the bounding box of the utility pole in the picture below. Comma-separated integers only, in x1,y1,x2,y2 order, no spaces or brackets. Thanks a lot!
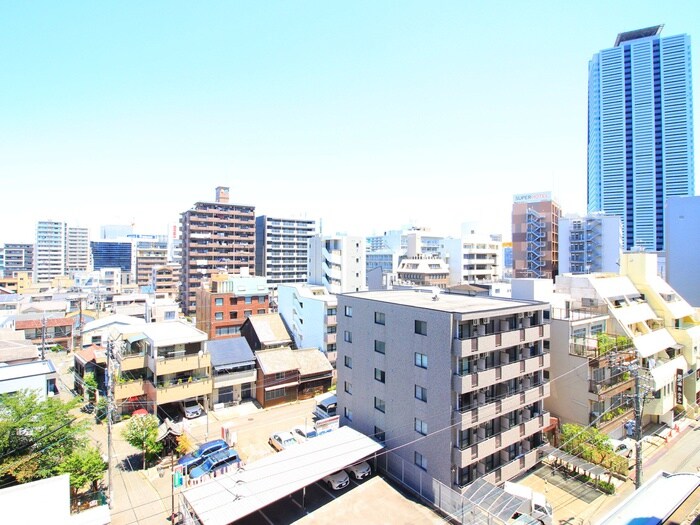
106,339,115,509
632,362,643,489
40,313,47,360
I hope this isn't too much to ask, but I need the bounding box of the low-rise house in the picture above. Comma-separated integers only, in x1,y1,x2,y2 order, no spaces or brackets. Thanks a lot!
0,359,58,400
208,338,257,409
80,314,146,348
254,347,300,408
73,345,107,399
294,347,333,399
241,313,293,351
15,317,74,351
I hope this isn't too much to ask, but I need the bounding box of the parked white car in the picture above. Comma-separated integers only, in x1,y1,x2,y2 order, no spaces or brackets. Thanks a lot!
292,426,318,442
269,431,299,452
181,399,203,419
322,470,350,490
345,461,371,480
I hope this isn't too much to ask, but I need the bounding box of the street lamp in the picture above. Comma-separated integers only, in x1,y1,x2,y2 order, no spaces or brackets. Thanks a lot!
157,449,178,522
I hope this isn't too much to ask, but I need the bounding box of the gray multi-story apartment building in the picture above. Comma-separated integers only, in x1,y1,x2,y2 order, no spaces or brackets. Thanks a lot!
255,216,315,288
1,243,34,278
180,187,256,315
337,290,551,491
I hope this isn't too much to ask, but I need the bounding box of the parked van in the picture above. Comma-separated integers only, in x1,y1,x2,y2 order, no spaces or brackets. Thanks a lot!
314,393,337,420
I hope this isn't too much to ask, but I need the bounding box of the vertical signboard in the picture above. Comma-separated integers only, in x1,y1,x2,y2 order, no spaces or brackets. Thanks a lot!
676,368,684,405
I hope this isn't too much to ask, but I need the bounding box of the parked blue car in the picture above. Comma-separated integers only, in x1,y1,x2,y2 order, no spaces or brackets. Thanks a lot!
189,448,240,479
178,439,229,474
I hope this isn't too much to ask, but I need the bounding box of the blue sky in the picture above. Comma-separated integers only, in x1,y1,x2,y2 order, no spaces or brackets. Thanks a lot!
1,1,698,243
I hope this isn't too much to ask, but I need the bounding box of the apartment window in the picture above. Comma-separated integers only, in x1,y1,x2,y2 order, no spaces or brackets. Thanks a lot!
245,297,253,304
327,307,337,316
374,368,386,383
257,309,266,314
414,451,427,471
164,311,176,320
327,343,336,352
344,330,352,343
344,305,353,317
215,312,224,321
344,381,352,394
374,340,385,354
265,388,286,401
344,356,352,369
215,298,224,306
344,407,353,421
414,418,428,435
415,320,427,336
374,312,385,325
591,323,604,336
374,426,386,443
327,326,337,334
258,296,266,303
244,310,252,318
374,397,385,413
275,372,285,380
229,297,237,306
414,352,428,369
415,385,427,402
215,326,240,336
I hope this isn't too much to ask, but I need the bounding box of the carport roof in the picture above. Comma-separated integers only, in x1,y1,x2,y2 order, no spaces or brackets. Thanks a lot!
182,426,383,525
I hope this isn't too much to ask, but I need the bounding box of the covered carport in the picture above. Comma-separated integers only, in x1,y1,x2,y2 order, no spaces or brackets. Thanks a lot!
180,426,383,525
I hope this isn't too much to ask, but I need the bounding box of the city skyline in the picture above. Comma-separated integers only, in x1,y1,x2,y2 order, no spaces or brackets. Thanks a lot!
1,2,698,243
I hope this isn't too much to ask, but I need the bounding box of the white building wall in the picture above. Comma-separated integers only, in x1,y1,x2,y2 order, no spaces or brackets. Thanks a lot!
34,221,66,283
666,196,700,307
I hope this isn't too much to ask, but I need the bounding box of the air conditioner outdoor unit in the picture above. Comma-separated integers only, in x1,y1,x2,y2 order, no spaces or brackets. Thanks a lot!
471,319,479,327
481,318,489,325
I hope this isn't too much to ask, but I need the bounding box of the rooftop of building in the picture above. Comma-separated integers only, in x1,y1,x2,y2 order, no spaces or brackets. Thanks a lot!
343,289,541,314
255,346,299,375
15,317,74,329
82,314,147,333
140,320,207,346
207,337,255,367
245,313,292,345
0,359,56,381
615,25,664,46
293,347,333,376
0,339,38,363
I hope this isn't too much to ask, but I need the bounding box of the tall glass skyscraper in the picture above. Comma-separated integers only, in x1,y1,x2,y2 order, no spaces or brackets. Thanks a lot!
588,25,694,251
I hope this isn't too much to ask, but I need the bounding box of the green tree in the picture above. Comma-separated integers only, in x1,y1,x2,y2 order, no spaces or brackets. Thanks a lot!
121,414,162,469
176,433,194,456
0,390,89,485
57,446,106,495
83,372,98,402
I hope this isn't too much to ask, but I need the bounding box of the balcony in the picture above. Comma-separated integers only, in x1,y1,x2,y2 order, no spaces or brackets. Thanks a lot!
455,382,550,430
452,325,549,357
453,413,548,466
116,351,148,372
589,373,634,398
153,377,213,404
213,369,257,388
324,333,337,345
453,353,550,393
152,352,211,376
593,406,634,433
115,379,146,400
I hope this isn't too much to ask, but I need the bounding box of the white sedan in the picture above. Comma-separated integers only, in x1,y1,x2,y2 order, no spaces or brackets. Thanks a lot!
322,470,350,490
268,431,299,452
345,461,371,480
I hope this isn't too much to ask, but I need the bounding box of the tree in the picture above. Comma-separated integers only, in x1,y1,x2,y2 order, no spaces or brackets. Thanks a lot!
57,446,106,495
176,433,195,456
121,414,162,469
0,390,89,485
83,372,98,402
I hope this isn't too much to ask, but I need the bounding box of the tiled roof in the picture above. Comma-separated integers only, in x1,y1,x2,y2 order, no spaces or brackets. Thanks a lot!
293,348,333,376
247,313,291,345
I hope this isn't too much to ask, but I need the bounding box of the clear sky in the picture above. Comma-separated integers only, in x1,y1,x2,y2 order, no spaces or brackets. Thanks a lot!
1,1,698,243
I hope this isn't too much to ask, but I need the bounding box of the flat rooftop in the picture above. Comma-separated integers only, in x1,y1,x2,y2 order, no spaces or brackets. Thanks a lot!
344,290,542,314
615,25,663,46
0,359,56,381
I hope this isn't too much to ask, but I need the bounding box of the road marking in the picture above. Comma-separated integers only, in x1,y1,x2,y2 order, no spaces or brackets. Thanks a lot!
318,482,337,499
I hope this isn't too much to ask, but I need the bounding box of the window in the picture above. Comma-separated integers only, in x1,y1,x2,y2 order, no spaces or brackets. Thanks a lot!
374,340,385,354
344,407,353,421
344,305,353,317
245,297,253,304
374,397,385,413
374,368,385,383
258,296,266,303
344,330,352,343
344,381,352,394
327,343,336,352
415,385,427,402
327,307,337,316
374,426,386,443
164,311,176,320
215,326,240,336
244,310,252,318
215,312,224,321
414,352,428,369
374,312,385,325
265,387,286,401
415,320,427,336
414,418,428,435
414,451,427,471
215,298,224,306
327,325,337,334
229,311,238,320
275,372,285,380
229,297,237,306
344,355,352,368
257,309,266,314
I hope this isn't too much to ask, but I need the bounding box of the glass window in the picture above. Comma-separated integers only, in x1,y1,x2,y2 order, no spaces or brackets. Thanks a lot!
344,381,352,394
414,352,428,369
215,298,224,306
344,407,352,421
344,331,352,343
244,310,252,318
215,312,223,321
374,397,385,413
245,297,253,304
374,312,385,325
257,309,266,314
374,426,385,443
344,305,353,317
327,307,337,316
414,451,427,471
344,355,352,369
414,418,428,435
374,368,385,383
415,320,427,335
415,385,427,402
374,340,385,354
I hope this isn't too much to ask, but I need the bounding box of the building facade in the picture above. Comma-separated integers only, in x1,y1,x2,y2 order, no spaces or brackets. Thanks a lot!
134,237,168,290
666,196,700,307
442,235,503,285
511,192,561,279
65,227,90,275
90,241,132,273
1,244,34,278
180,187,256,315
152,264,181,300
308,235,366,294
588,26,694,251
195,273,270,340
34,221,66,283
337,290,550,491
255,216,315,287
395,255,450,288
558,214,622,274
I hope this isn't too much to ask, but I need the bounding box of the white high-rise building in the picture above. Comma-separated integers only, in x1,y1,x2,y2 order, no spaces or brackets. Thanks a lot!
34,221,66,283
66,226,90,275
558,214,622,275
308,235,366,294
255,216,316,287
